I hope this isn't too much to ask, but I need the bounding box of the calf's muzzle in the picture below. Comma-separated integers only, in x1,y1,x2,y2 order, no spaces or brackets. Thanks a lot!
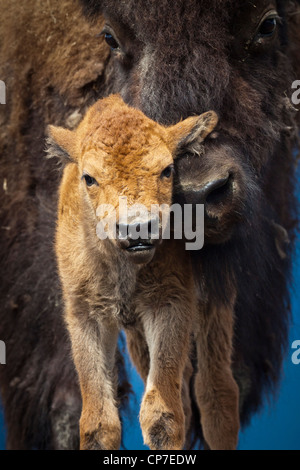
117,216,161,264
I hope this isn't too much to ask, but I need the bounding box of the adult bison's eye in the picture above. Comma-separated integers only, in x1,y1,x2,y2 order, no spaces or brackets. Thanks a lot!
82,174,98,187
253,11,280,44
259,18,277,37
258,17,277,38
160,165,174,179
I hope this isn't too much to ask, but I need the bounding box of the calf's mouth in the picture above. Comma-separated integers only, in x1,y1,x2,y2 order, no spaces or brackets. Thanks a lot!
125,240,157,265
126,240,156,252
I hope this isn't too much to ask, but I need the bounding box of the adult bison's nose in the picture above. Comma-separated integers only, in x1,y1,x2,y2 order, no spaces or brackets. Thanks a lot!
183,173,234,220
176,171,243,243
187,175,231,206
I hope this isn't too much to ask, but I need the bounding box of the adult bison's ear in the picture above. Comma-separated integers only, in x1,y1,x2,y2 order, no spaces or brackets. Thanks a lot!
168,111,218,156
46,125,78,164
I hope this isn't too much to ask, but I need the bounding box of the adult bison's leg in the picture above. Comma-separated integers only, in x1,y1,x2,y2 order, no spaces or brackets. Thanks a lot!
65,302,121,450
126,325,150,382
49,380,82,450
181,357,194,445
194,294,240,450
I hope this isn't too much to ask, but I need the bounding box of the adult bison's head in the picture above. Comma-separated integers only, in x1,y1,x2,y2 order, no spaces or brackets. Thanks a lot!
81,0,299,243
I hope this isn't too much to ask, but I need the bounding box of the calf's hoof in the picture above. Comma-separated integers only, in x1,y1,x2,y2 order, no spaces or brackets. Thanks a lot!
80,415,121,450
140,388,185,450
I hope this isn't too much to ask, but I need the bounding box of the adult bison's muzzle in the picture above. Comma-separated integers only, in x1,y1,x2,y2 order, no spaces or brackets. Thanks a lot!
174,143,249,244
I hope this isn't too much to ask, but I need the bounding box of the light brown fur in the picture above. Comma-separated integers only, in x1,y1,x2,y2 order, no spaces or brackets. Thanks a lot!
49,94,238,450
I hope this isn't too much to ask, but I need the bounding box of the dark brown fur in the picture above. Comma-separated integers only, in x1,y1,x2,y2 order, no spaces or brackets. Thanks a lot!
0,0,299,449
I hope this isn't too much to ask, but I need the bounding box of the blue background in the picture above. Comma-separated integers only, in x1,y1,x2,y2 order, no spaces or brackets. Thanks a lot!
1,182,300,451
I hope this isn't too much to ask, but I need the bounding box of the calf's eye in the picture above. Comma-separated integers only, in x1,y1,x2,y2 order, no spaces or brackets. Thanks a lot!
160,165,174,179
103,32,120,51
82,174,98,187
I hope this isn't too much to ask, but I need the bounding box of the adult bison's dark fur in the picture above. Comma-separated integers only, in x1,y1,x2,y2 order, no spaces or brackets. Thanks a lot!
0,0,299,449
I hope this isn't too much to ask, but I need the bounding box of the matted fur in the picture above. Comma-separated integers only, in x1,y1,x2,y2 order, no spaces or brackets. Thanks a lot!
50,95,236,450
0,0,299,449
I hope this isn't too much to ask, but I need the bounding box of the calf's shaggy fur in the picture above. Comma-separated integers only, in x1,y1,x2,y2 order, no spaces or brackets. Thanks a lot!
49,95,238,450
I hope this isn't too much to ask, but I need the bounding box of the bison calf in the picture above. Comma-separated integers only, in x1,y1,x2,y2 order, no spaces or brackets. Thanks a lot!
48,94,239,450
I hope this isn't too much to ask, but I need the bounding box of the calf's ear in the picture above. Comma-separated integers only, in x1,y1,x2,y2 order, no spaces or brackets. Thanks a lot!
46,125,78,163
168,111,218,156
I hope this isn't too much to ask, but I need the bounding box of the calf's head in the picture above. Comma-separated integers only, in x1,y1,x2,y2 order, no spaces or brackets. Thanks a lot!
49,95,223,264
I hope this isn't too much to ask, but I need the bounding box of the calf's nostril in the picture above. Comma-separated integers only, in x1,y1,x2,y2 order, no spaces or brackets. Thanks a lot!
117,217,160,248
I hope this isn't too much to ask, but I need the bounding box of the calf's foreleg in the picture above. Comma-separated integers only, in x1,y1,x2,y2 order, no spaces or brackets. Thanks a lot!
139,307,192,450
126,324,193,447
65,301,121,450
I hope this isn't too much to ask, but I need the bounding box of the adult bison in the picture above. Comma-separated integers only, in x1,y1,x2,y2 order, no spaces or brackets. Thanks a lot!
0,0,299,450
